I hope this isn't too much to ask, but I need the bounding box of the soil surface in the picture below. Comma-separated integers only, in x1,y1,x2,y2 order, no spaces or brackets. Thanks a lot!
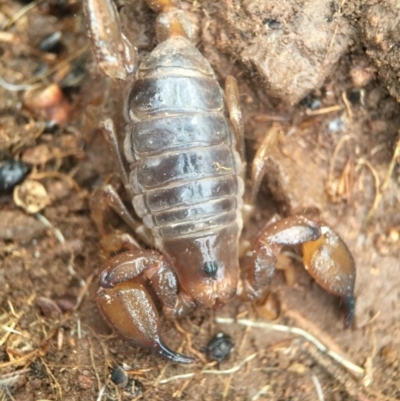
1,1,400,401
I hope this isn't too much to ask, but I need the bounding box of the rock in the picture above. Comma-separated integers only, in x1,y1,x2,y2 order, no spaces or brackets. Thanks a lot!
361,0,400,102
206,0,352,105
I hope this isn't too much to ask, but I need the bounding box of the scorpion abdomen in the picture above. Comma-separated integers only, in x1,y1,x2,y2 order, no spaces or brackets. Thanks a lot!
123,37,243,244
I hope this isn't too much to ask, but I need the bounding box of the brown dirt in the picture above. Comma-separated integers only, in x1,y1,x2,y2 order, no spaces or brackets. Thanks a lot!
1,1,399,400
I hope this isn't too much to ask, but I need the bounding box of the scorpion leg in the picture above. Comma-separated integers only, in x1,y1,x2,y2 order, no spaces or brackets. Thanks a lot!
97,250,195,364
99,232,141,255
249,123,283,204
226,76,245,162
241,216,356,327
100,119,132,195
84,0,138,80
90,184,153,247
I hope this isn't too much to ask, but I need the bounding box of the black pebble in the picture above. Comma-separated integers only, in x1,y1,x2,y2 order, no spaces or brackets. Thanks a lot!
0,160,29,192
110,365,128,387
202,333,234,363
39,31,64,54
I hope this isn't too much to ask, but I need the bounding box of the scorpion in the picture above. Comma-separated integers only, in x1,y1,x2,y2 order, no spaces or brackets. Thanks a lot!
84,0,356,364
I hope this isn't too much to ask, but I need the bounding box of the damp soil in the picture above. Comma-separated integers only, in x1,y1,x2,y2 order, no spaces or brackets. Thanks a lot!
1,1,400,400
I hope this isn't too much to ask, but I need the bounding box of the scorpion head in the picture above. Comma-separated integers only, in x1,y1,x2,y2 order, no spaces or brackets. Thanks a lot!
163,225,240,308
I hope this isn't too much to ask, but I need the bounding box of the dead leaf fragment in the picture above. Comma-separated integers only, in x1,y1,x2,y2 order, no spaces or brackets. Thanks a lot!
13,180,51,213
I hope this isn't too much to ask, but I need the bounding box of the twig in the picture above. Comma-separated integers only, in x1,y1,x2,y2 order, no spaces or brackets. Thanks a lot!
326,0,347,56
381,136,400,192
223,325,251,400
327,134,355,189
0,76,34,91
356,159,381,224
360,136,400,223
96,384,106,401
173,320,207,363
25,45,89,85
312,374,325,401
158,372,194,385
40,357,63,400
342,91,353,119
89,337,103,397
305,105,342,116
29,171,82,192
251,384,270,401
215,317,365,378
4,388,16,401
158,353,257,384
74,272,96,311
3,2,36,29
0,369,29,389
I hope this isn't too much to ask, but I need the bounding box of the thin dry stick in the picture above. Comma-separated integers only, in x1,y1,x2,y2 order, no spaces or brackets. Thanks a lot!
0,296,36,347
0,369,30,389
96,384,106,401
158,353,257,384
342,91,353,119
381,137,400,192
326,0,347,56
40,357,63,400
173,320,207,362
29,171,82,192
251,384,270,401
356,159,381,224
361,136,400,223
327,134,355,188
26,45,89,85
3,1,36,29
222,325,250,401
202,353,257,375
305,105,342,116
89,337,103,394
312,374,325,401
74,272,96,311
215,317,365,378
0,76,34,91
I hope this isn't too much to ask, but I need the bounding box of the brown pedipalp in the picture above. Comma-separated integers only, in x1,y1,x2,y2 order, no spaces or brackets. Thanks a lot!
97,250,195,364
242,217,356,327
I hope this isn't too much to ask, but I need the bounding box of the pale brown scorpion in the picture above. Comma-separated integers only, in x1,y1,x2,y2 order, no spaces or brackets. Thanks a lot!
84,0,356,363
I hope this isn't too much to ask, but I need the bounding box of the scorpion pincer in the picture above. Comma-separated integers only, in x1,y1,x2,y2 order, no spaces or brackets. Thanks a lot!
84,0,356,364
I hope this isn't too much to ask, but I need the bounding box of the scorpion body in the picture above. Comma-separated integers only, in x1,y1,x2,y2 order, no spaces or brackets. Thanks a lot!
124,36,244,304
84,0,356,364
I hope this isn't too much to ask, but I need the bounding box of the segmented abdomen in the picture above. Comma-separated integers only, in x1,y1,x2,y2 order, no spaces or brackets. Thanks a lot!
123,37,243,245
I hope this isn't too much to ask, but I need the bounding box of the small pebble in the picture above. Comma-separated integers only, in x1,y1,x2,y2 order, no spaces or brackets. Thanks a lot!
39,31,64,54
328,117,345,133
0,160,29,192
300,95,321,110
110,365,128,387
202,333,234,363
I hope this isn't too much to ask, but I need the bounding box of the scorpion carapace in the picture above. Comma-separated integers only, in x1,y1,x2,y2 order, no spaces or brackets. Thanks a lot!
84,0,356,364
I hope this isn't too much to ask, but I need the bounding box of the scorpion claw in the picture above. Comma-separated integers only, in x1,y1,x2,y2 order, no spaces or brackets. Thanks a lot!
342,295,355,329
97,281,194,363
153,340,195,364
302,226,356,325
